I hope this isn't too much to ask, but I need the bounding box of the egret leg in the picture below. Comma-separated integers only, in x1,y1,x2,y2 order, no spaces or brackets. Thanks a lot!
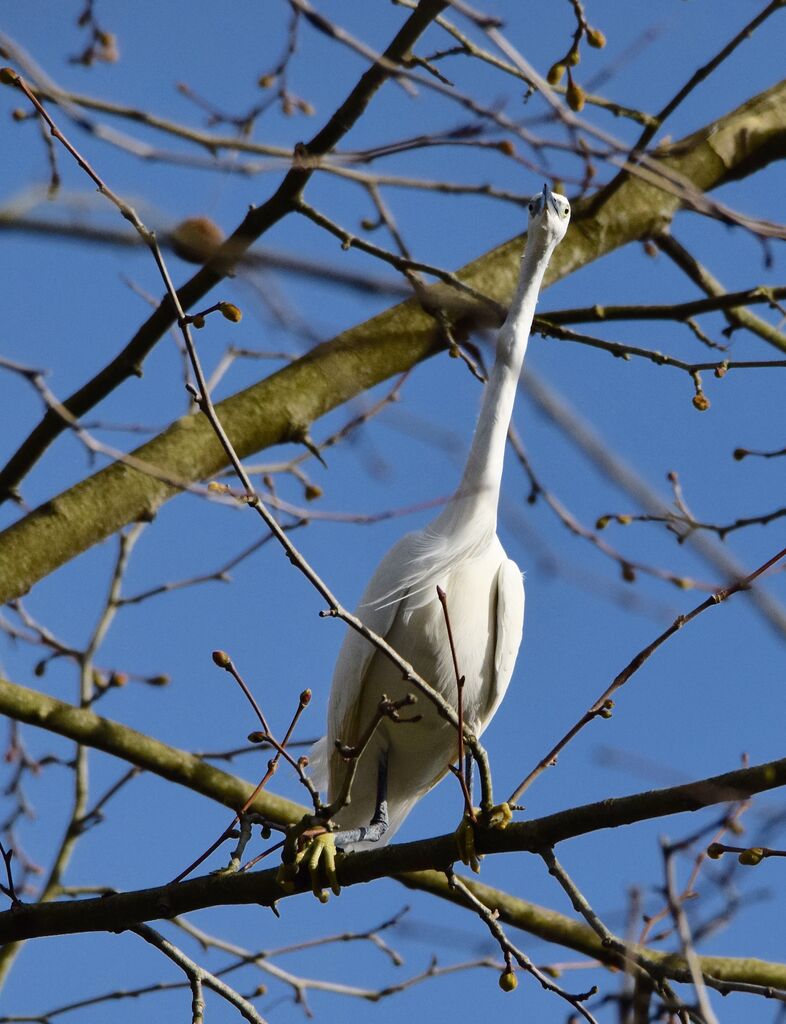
455,751,512,873
333,748,389,849
464,751,473,805
276,751,390,901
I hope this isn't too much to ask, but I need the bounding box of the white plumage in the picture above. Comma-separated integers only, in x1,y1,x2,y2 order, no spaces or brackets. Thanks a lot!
313,186,571,848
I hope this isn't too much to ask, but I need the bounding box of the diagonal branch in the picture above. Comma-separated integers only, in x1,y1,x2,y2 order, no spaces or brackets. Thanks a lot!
0,81,785,603
0,0,449,506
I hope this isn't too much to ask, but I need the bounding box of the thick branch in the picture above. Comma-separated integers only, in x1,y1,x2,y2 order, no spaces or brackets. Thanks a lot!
2,673,786,946
0,676,303,828
401,871,786,992
1,80,785,603
0,0,449,507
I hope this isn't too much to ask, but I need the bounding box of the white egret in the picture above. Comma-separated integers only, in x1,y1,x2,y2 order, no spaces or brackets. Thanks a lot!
282,185,570,896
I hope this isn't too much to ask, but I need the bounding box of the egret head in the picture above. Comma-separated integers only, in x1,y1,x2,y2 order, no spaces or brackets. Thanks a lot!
527,183,570,246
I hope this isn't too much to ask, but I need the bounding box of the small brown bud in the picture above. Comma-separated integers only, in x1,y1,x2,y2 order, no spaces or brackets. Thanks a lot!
248,731,267,744
148,674,170,687
732,448,748,461
97,30,115,47
738,847,765,866
567,47,580,66
621,563,636,583
497,139,516,157
714,361,729,378
692,393,710,412
498,970,518,992
300,688,312,706
566,78,585,112
296,99,315,116
546,62,566,85
258,74,276,89
191,314,205,329
212,650,231,669
674,577,693,591
170,216,224,264
586,26,606,48
110,671,129,688
595,515,610,530
304,483,323,501
706,842,725,860
11,108,26,121
0,67,19,86
617,514,633,526
34,659,47,677
219,302,242,323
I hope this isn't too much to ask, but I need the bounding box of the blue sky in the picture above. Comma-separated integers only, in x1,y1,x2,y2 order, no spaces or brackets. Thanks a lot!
1,2,785,1021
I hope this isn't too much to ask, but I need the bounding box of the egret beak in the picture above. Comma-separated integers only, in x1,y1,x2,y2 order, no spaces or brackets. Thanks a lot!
543,182,559,215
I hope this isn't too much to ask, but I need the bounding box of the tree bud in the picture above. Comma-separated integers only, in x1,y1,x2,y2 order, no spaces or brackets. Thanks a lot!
171,216,224,263
499,970,518,992
586,26,607,48
566,79,585,112
219,302,242,323
212,650,231,668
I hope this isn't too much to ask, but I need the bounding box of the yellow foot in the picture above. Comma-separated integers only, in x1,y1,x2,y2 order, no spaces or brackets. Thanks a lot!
276,828,340,902
454,802,513,874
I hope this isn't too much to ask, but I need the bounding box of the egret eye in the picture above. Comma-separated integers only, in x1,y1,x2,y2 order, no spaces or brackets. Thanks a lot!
528,202,535,214
562,206,570,217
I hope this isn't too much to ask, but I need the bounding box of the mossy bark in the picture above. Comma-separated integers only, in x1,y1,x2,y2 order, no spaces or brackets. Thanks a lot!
0,80,784,603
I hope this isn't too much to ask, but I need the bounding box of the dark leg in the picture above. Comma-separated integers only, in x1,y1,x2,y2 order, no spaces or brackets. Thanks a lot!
464,751,473,806
334,748,389,849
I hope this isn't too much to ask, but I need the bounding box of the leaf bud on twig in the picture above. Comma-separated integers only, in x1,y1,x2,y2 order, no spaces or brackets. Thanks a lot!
566,78,585,112
219,302,242,323
586,26,607,48
212,650,231,669
498,970,518,992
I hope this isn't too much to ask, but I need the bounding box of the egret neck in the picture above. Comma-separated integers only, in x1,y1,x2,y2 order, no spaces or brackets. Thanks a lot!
439,230,558,535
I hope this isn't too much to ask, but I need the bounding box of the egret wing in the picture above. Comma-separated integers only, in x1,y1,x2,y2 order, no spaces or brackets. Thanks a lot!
326,531,420,759
482,557,525,729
